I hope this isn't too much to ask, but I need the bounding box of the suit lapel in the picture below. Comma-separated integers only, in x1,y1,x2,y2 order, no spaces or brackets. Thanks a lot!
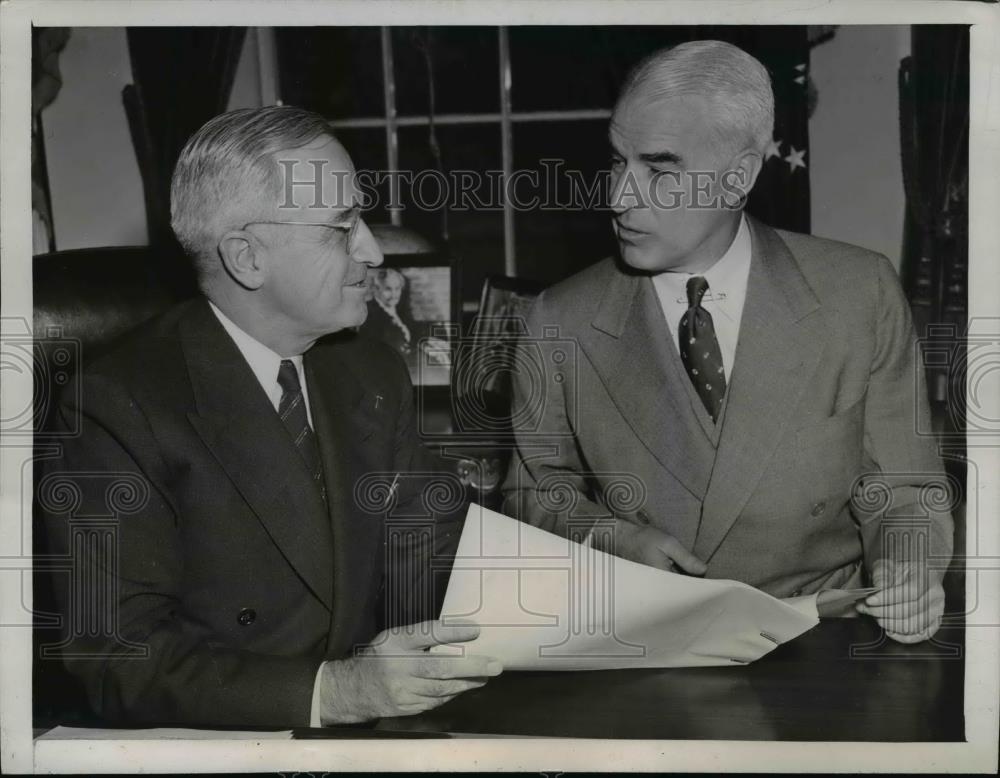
181,300,335,611
694,218,826,561
305,338,381,644
581,267,715,499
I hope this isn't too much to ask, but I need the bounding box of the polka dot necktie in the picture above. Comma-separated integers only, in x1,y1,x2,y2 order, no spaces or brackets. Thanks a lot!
679,276,727,423
277,360,327,502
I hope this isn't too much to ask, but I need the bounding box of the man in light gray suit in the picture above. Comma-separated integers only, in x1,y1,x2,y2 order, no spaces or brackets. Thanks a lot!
502,41,952,643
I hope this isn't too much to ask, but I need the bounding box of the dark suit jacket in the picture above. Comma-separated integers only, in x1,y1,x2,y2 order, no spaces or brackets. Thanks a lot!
502,217,953,597
40,298,461,727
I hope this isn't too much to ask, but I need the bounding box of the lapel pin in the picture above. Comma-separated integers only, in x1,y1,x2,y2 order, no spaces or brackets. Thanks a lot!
374,394,384,410
384,473,400,509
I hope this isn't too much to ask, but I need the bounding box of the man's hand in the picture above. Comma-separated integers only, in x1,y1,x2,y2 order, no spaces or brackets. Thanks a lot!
319,620,502,725
610,521,708,575
855,558,945,643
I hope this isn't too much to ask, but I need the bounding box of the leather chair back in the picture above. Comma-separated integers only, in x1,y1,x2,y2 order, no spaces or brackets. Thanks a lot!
32,245,189,727
33,246,190,432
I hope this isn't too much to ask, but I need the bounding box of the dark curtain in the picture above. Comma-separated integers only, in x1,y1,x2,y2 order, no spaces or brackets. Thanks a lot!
123,27,246,293
898,25,969,615
32,27,71,253
899,25,969,414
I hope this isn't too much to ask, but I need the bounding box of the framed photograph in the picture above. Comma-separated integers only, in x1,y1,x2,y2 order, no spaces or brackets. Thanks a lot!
475,274,545,332
361,225,455,387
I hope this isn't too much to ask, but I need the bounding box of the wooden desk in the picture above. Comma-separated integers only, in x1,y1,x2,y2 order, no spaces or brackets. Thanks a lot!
377,619,965,740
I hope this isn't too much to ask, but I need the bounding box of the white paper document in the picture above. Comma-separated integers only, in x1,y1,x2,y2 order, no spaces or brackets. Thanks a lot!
433,505,820,670
37,726,292,740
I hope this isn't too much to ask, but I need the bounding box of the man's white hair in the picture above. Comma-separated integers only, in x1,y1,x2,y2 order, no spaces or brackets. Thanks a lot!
170,106,336,282
616,40,775,155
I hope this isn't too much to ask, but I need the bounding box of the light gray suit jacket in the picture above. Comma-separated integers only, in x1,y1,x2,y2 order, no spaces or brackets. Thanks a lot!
502,217,953,597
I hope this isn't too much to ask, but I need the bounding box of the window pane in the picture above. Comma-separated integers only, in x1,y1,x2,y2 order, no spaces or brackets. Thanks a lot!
512,120,617,285
397,124,504,306
336,128,391,225
276,27,384,118
392,27,500,116
509,26,691,112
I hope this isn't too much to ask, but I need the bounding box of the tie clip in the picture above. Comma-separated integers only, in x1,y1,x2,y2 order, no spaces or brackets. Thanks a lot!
676,291,726,304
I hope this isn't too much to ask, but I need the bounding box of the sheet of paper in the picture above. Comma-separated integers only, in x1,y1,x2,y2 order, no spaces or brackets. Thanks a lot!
433,505,819,671
817,586,879,617
784,587,880,619
38,726,292,740
781,592,821,619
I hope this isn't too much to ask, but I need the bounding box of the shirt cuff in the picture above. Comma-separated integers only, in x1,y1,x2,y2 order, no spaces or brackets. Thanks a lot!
309,661,328,727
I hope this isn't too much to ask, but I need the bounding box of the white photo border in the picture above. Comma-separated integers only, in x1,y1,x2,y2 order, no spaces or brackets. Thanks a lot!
2,0,997,773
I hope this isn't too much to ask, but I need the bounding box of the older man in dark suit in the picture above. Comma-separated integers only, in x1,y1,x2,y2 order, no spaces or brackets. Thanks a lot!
503,41,953,643
41,107,500,727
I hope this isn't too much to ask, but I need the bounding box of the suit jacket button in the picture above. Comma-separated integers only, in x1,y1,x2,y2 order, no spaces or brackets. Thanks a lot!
810,501,827,517
237,608,256,626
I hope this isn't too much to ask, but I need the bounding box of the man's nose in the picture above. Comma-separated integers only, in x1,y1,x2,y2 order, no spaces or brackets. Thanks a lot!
351,218,384,267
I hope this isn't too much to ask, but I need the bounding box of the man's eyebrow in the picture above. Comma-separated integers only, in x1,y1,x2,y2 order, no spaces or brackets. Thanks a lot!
329,205,360,225
639,150,683,165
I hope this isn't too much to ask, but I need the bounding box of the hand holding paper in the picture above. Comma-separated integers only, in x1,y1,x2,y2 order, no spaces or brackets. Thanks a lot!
856,558,945,643
320,620,502,724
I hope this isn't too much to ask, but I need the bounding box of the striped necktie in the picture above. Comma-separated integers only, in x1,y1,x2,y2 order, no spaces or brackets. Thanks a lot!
679,276,727,423
277,359,326,502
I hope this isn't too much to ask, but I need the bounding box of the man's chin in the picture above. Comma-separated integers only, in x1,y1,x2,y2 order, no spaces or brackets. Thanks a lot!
342,304,368,330
318,303,368,337
618,242,672,273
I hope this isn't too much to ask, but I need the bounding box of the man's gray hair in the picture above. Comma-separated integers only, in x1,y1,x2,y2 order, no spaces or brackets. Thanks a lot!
617,40,774,155
170,106,336,279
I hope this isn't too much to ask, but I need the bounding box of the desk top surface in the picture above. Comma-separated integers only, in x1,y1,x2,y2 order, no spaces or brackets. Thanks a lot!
376,619,965,741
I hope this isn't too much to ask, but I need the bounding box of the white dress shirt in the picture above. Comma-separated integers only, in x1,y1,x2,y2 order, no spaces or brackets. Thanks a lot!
208,301,313,425
208,301,326,726
651,214,752,382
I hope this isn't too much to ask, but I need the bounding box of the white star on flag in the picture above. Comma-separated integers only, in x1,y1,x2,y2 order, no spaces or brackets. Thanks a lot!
765,138,782,160
785,146,807,172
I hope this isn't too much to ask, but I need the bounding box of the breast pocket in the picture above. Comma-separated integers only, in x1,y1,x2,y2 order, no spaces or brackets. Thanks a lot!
794,398,865,503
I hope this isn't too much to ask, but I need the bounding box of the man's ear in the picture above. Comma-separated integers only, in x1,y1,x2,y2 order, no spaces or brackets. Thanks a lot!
722,148,764,209
217,230,266,290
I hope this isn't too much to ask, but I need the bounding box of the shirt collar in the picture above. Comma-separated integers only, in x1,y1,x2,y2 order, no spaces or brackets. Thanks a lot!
208,300,304,394
701,214,751,313
653,213,752,312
